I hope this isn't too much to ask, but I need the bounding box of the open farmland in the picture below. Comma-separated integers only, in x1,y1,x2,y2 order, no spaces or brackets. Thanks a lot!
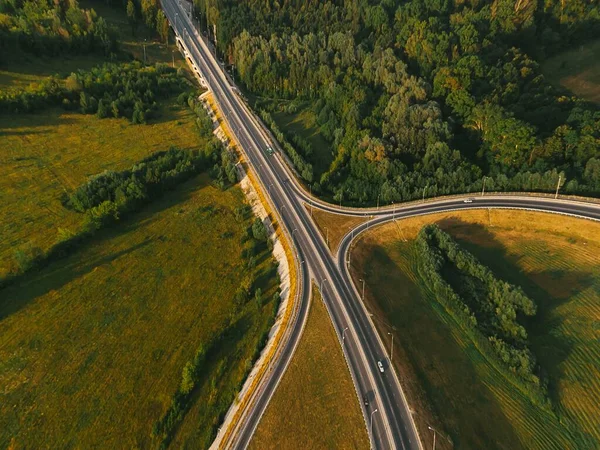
249,286,369,450
350,210,600,450
0,174,280,448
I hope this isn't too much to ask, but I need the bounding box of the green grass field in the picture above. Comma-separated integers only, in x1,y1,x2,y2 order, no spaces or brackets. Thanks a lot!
0,102,203,278
249,287,369,450
0,174,279,448
351,210,600,450
542,39,600,104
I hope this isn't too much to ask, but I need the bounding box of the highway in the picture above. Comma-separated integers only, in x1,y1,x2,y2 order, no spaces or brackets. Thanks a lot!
160,2,600,449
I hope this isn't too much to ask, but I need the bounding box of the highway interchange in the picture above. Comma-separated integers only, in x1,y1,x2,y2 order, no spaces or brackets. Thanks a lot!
161,1,600,448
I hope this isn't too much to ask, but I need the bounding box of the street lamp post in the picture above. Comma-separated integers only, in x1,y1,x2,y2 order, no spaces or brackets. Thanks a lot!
359,278,365,301
377,193,380,210
324,227,329,247
370,409,379,441
143,38,147,64
422,184,428,203
428,426,437,450
387,332,394,362
320,278,327,294
342,326,349,345
482,176,487,196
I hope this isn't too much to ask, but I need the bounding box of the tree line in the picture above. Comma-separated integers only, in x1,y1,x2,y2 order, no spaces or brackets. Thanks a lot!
0,0,117,61
416,224,546,404
0,62,186,123
190,0,600,203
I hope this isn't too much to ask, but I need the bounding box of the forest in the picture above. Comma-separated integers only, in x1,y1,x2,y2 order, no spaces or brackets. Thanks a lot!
416,224,545,403
188,0,599,203
0,0,117,59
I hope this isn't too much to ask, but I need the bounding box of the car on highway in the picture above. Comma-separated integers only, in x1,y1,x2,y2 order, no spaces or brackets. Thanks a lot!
377,360,385,373
463,198,474,203
265,146,274,156
364,395,369,406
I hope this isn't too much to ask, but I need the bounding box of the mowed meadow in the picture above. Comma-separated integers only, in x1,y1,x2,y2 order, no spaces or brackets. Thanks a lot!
0,174,280,448
351,210,600,450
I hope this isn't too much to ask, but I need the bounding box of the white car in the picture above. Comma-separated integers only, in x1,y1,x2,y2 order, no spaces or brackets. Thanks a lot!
377,361,385,373
463,198,473,203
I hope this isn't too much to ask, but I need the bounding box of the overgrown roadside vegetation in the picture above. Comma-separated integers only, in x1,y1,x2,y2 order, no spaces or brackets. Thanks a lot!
350,210,600,450
249,286,369,450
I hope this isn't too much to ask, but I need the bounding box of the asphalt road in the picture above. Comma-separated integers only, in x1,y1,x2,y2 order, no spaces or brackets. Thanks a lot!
160,2,600,449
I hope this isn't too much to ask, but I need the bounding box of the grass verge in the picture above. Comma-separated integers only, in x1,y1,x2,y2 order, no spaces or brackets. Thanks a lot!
350,210,600,450
307,207,368,253
249,286,369,449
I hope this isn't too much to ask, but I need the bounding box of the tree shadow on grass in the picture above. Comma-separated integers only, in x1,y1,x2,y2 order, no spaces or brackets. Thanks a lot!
0,109,77,131
435,217,596,408
0,239,154,321
0,174,209,322
366,247,525,450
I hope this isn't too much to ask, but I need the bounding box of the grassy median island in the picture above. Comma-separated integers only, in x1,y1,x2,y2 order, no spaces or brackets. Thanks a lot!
351,210,600,450
249,287,369,450
0,174,281,448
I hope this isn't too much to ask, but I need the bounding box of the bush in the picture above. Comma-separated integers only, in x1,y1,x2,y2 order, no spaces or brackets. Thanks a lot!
251,218,268,241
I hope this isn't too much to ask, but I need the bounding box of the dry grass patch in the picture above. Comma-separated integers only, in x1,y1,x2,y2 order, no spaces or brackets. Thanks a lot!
308,207,368,253
0,101,202,277
351,210,600,450
0,175,280,449
249,286,369,450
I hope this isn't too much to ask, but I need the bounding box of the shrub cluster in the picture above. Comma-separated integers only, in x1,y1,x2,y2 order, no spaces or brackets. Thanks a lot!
416,224,546,401
69,146,216,215
184,94,214,137
211,148,239,190
259,109,314,182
